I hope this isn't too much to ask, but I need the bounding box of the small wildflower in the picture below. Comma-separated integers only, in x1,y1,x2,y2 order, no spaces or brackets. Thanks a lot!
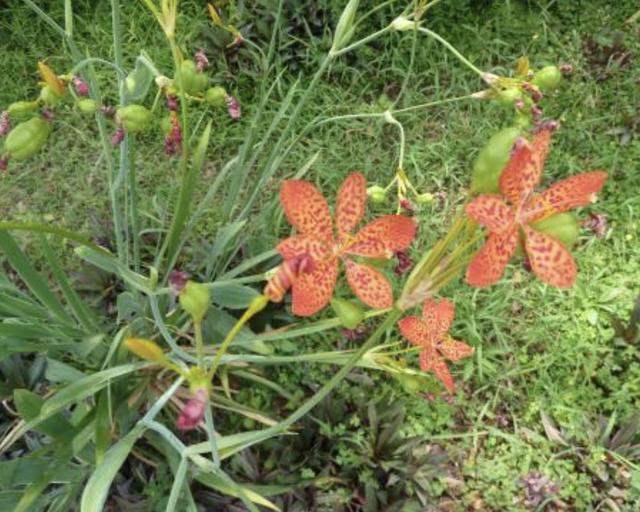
0,111,10,137
194,50,209,72
582,212,607,238
111,126,125,146
101,105,116,117
559,63,573,75
40,109,55,122
169,270,189,294
72,76,90,96
225,95,241,120
394,250,413,275
518,472,560,509
177,387,208,431
341,324,368,342
166,95,179,112
164,115,182,156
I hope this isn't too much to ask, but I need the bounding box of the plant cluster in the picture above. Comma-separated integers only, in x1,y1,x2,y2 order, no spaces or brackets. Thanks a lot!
0,0,614,510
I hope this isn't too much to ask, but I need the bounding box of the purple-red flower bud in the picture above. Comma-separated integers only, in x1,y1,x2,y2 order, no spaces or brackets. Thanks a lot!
177,387,208,431
225,95,241,120
111,126,125,146
194,50,209,72
41,109,55,122
72,76,90,96
169,270,189,293
166,95,179,112
400,198,414,213
559,64,573,75
394,251,413,275
101,105,116,117
582,212,607,238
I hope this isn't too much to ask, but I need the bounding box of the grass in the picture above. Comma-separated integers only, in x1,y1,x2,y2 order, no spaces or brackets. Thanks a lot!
1,0,640,509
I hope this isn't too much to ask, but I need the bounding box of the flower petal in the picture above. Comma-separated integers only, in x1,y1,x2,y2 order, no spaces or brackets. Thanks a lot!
523,225,577,288
420,345,455,391
336,172,367,235
344,259,393,309
277,235,330,261
346,215,417,258
466,228,519,287
422,299,454,344
499,129,551,206
438,336,474,362
466,194,515,232
398,316,428,346
280,179,333,241
291,258,338,316
522,170,608,223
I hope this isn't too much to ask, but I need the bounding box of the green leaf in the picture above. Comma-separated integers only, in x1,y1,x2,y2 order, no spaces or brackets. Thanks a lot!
195,471,278,511
95,390,111,465
0,231,72,324
40,362,150,418
211,282,260,310
80,424,146,512
14,389,75,441
74,246,153,293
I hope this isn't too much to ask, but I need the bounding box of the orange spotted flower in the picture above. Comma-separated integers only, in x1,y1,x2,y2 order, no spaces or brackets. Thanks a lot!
398,298,473,391
466,129,607,288
278,172,417,316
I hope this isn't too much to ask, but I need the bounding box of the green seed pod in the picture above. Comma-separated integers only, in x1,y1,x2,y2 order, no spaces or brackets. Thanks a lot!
531,65,562,92
416,192,434,204
395,373,422,393
4,117,52,161
176,60,208,96
116,104,152,132
205,86,227,107
470,126,522,195
530,212,579,248
331,298,364,329
7,100,39,117
39,85,61,106
179,281,210,323
77,98,98,115
366,185,386,204
495,87,523,108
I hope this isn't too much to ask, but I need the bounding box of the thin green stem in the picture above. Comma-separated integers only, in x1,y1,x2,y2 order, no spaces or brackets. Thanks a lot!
203,395,221,469
330,25,393,57
207,296,269,380
0,222,108,254
418,26,485,78
194,320,205,370
128,136,141,272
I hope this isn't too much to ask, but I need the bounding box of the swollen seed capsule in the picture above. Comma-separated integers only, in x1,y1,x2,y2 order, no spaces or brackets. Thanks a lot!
469,126,522,195
366,185,386,204
179,281,210,323
495,87,523,108
204,86,227,107
4,117,52,161
416,192,434,204
7,101,39,117
39,85,61,106
77,99,98,115
331,298,364,329
531,65,562,92
116,105,152,132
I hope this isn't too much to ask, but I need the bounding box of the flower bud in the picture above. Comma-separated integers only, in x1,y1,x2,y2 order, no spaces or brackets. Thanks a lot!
530,212,579,248
125,337,168,363
77,99,98,114
116,104,152,132
415,192,433,204
391,15,418,31
4,117,52,161
177,387,208,431
366,185,386,204
531,65,562,92
204,86,227,107
176,60,208,95
179,281,210,323
469,126,521,195
7,101,39,117
331,298,364,329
